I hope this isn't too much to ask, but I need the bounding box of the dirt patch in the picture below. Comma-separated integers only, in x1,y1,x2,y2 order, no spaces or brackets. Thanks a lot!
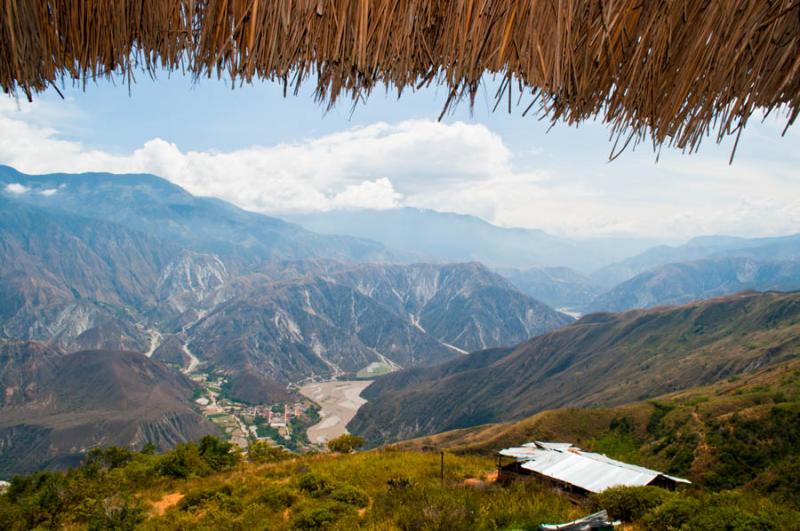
463,470,498,488
152,492,184,515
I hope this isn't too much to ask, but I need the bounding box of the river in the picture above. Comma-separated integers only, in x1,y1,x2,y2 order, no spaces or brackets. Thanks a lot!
299,380,372,444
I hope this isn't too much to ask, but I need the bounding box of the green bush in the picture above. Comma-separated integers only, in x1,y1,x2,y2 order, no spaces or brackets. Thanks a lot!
298,473,332,496
642,496,702,530
198,436,239,471
290,501,353,530
330,484,369,507
327,434,365,454
683,505,777,531
248,440,293,463
592,485,672,522
749,456,800,508
258,485,297,509
178,484,234,511
85,494,144,531
157,443,211,478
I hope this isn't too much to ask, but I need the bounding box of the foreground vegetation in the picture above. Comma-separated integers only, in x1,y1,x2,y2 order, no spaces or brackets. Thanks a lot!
2,435,799,530
0,440,582,530
2,360,799,529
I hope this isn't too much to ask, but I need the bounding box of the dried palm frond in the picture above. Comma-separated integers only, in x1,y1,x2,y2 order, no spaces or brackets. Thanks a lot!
1,0,798,155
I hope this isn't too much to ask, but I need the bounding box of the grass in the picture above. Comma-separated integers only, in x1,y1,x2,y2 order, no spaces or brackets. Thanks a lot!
140,450,581,530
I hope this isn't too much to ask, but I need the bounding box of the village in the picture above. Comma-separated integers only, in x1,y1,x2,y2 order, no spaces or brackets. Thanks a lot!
187,371,317,452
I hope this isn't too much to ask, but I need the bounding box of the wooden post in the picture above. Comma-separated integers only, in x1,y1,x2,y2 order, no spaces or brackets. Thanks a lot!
440,451,444,486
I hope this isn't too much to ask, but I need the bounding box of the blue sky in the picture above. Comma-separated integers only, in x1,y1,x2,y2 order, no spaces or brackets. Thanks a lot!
1,72,798,239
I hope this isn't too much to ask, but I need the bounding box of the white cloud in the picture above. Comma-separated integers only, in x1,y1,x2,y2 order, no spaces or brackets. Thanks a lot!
332,177,403,210
0,95,799,239
38,188,58,196
4,183,30,194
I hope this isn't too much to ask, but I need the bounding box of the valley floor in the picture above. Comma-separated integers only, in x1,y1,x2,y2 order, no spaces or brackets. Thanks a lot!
299,380,371,443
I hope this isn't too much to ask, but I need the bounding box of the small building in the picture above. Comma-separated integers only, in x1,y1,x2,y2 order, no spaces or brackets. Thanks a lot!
497,441,690,496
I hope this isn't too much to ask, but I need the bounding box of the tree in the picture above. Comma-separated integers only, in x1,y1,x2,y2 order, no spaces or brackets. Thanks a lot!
327,434,365,454
248,440,293,463
198,435,239,471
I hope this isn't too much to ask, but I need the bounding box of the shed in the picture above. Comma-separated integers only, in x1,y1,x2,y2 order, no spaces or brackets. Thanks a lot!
497,441,689,496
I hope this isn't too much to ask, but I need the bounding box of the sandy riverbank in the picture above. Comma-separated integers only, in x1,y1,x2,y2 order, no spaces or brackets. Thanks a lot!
299,380,372,444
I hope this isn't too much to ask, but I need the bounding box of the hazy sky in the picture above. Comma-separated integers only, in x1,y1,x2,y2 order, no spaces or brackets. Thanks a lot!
1,72,798,240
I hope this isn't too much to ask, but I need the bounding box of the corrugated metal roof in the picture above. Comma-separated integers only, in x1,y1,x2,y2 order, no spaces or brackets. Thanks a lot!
499,441,690,493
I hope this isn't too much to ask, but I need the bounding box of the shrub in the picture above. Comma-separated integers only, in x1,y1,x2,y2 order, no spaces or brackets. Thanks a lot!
85,495,144,531
290,501,353,530
258,485,297,509
291,506,337,530
683,505,777,531
198,436,239,471
84,446,135,470
157,443,211,478
248,440,293,463
178,485,234,511
330,485,369,507
592,486,672,522
642,496,702,530
298,473,332,496
749,456,800,508
327,434,365,454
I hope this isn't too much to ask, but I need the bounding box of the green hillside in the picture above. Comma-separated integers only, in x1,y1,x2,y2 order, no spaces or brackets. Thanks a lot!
351,291,800,445
398,357,800,509
2,355,800,530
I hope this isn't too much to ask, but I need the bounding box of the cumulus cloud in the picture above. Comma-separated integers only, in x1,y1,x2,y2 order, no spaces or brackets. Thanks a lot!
0,95,799,239
332,177,403,210
4,183,30,194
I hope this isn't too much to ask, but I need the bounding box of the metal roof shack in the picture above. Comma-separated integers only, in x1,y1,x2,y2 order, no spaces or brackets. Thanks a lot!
496,441,690,497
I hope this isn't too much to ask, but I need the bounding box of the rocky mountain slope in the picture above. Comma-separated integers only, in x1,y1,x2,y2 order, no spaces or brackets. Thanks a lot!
0,341,215,475
325,263,573,352
186,263,572,400
349,291,800,445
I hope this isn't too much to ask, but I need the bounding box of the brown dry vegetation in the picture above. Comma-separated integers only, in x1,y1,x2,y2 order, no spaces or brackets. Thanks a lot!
2,1,799,154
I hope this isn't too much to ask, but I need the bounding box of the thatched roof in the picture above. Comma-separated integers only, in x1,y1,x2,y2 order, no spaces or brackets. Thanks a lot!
2,1,799,155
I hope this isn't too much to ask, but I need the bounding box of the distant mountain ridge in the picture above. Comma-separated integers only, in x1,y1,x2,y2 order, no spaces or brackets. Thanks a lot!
286,208,663,272
0,165,401,268
500,266,603,310
588,256,800,312
592,232,800,287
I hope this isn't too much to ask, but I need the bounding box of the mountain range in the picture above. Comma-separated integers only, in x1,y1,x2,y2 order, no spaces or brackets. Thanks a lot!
349,290,800,445
591,233,800,287
2,164,800,477
286,208,663,272
0,166,572,405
